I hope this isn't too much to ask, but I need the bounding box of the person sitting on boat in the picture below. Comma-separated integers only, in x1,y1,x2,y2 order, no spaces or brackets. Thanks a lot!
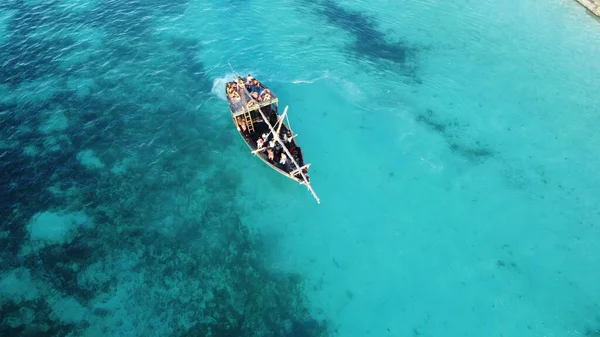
268,138,276,149
259,88,271,102
279,153,287,167
230,91,241,102
236,116,242,131
257,138,265,149
284,130,296,146
246,74,254,84
230,92,243,111
227,82,236,97
251,79,263,95
251,91,260,102
267,148,275,162
236,117,248,134
237,78,246,93
274,139,282,151
230,81,242,96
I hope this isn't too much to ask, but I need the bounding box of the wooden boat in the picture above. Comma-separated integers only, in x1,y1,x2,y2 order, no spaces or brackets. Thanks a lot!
225,63,320,204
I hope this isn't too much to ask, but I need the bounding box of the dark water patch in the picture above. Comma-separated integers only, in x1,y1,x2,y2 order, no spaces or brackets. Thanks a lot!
5,96,76,140
0,150,57,255
63,98,138,168
5,2,82,37
0,298,77,336
24,237,100,304
0,96,98,255
415,110,447,133
312,0,420,74
0,105,20,137
0,300,24,336
496,259,518,270
448,141,494,163
288,319,329,337
584,314,600,337
0,36,77,87
183,255,330,337
23,236,97,271
1,2,331,335
107,40,145,61
0,102,17,116
586,327,600,337
169,37,214,95
0,1,88,87
61,236,96,263
0,1,20,10
4,154,331,336
48,89,80,108
87,3,153,37
105,172,332,336
89,0,188,37
0,0,191,88
92,307,111,317
415,109,494,163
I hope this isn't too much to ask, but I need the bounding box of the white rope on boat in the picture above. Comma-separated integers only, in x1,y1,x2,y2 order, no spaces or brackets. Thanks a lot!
227,62,321,204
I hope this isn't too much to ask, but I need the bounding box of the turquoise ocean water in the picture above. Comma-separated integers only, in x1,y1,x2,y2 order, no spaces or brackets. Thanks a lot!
1,0,600,336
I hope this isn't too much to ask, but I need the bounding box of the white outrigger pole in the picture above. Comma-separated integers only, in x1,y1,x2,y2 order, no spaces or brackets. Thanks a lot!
227,62,321,204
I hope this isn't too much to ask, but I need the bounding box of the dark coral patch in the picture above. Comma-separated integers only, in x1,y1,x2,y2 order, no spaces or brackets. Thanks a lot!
415,109,494,163
311,0,420,75
0,1,332,336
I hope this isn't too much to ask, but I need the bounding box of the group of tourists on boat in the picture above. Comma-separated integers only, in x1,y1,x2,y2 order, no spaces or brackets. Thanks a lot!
226,74,273,109
228,73,310,183
236,114,309,182
257,129,309,182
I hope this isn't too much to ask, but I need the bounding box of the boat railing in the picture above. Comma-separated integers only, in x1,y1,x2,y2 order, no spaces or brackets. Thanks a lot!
230,97,278,116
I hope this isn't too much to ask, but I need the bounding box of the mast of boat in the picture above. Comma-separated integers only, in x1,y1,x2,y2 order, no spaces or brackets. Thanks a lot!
227,62,321,204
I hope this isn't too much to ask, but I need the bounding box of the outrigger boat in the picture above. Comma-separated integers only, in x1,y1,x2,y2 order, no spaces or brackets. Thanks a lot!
225,63,320,204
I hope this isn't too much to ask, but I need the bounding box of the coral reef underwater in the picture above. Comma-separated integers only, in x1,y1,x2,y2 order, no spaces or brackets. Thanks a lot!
0,1,330,336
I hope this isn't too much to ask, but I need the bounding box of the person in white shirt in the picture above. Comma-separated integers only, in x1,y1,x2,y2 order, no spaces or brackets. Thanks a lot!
284,130,294,144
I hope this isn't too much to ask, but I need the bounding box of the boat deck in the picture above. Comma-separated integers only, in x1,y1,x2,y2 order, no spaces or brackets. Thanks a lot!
239,120,307,181
226,78,278,115
226,71,314,198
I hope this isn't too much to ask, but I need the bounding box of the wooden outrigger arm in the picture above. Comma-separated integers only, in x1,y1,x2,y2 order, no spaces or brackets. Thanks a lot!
260,105,288,141
276,106,288,135
290,164,311,176
228,62,320,204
